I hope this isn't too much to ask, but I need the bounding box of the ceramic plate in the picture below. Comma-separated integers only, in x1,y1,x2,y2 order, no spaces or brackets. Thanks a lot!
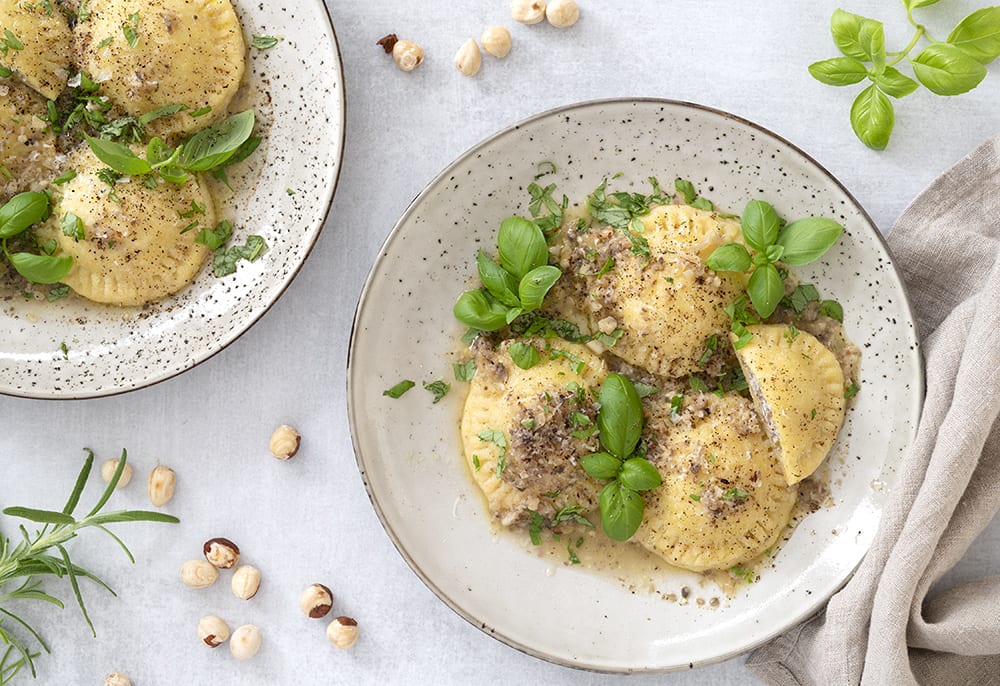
0,0,344,399
348,99,923,672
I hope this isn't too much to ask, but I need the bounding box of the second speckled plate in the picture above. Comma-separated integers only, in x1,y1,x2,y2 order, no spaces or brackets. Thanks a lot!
348,99,923,672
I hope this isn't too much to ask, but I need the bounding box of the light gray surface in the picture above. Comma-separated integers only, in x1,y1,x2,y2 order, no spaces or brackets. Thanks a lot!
0,1,996,684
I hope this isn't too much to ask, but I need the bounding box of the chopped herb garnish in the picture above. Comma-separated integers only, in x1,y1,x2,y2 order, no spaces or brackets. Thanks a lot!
551,504,593,528
122,12,140,48
508,341,541,370
251,35,282,50
472,455,481,471
669,393,684,415
178,200,206,219
633,382,659,398
189,106,212,118
61,213,85,242
698,334,719,367
423,380,450,404
674,178,697,204
383,380,415,398
528,510,544,545
59,341,69,359
461,328,481,345
477,430,508,468
730,566,755,583
784,324,800,344
533,160,557,179
567,542,581,564
592,328,624,348
550,348,586,374
96,36,114,48
731,321,753,350
47,284,70,301
722,487,749,501
845,381,861,399
818,299,844,322
689,493,701,502
286,188,296,196
784,283,820,314
688,376,710,393
811,408,817,419
52,169,77,185
453,360,476,381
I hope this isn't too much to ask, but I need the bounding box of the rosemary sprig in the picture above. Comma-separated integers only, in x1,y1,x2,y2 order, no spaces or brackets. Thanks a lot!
0,449,178,683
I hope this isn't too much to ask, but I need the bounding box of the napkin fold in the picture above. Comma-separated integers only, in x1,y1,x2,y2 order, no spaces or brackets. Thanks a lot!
747,135,1000,686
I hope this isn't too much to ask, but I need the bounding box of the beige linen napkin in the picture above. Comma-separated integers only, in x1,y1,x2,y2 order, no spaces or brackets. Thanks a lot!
747,136,1000,685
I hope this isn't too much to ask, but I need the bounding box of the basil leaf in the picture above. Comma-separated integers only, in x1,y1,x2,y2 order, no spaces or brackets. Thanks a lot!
818,299,844,322
251,34,281,50
138,103,187,125
808,57,868,86
776,217,844,265
912,43,988,95
830,9,882,61
423,380,450,403
0,191,50,238
691,197,714,211
453,360,476,381
453,289,509,331
599,482,644,542
476,250,520,307
618,457,662,492
706,242,751,272
741,200,781,251
507,341,541,370
505,307,524,324
581,452,622,480
497,216,548,281
850,84,894,150
859,18,886,72
873,67,919,98
765,244,784,263
518,265,561,311
946,7,1000,64
383,380,415,398
85,135,151,176
747,263,783,319
633,382,658,398
674,178,697,204
906,0,942,8
7,252,73,284
178,110,255,171
597,373,643,460
61,212,85,241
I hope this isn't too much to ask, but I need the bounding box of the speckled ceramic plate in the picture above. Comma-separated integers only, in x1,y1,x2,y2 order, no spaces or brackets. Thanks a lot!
348,99,923,672
0,0,344,399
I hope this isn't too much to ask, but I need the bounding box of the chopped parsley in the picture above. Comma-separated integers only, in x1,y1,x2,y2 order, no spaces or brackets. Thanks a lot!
383,380,415,398
423,380,450,404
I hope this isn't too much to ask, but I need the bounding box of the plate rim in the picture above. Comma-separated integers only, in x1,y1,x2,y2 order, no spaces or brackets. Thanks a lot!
0,0,347,401
346,96,926,673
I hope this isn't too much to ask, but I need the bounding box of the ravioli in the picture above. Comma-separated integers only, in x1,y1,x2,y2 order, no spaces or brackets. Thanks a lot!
460,339,607,526
49,145,215,305
637,392,798,572
732,324,846,485
74,0,246,137
0,81,59,194
0,0,73,99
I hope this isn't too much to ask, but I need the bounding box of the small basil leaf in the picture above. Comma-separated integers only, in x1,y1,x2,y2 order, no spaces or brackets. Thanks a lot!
178,110,255,172
0,192,51,238
912,43,988,95
137,103,187,125
776,217,844,265
830,9,881,61
747,263,784,319
7,252,73,284
497,216,548,281
906,0,942,8
850,84,894,150
597,373,643,460
476,250,520,307
453,289,509,331
674,178,697,204
859,18,886,73
505,307,524,324
741,200,781,251
618,458,662,492
507,341,541,370
581,452,622,480
84,136,152,176
705,242,751,272
599,482,644,542
818,299,844,322
808,57,868,86
518,265,561,311
946,7,1000,64
765,244,784,263
873,67,919,98
691,197,714,211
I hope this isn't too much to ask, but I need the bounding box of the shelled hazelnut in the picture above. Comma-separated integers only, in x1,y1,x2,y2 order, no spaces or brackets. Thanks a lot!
180,560,219,589
546,0,580,27
454,39,482,76
230,624,262,660
101,459,133,489
203,538,240,569
326,616,359,649
268,424,300,460
198,615,231,648
510,0,545,24
481,26,512,58
392,40,424,72
231,565,261,600
147,466,175,507
103,673,131,686
299,583,333,618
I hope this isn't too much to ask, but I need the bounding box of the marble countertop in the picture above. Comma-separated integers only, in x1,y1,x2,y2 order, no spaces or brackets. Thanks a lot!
1,1,997,684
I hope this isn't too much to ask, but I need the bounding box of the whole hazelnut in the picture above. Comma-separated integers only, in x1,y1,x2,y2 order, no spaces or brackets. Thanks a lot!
510,0,546,24
231,565,261,600
268,425,300,460
454,38,482,77
197,615,231,648
147,465,176,507
230,624,262,660
203,538,240,569
391,40,424,72
103,673,131,686
481,26,512,58
546,0,580,28
299,583,333,618
326,616,359,649
100,458,133,489
180,559,219,589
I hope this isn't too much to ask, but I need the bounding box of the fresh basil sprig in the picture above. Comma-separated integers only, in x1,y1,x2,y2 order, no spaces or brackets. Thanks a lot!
706,200,843,320
454,217,562,331
809,6,1000,149
0,192,73,284
580,374,662,542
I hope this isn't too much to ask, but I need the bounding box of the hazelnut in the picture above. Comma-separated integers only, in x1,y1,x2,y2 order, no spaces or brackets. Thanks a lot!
147,465,176,507
391,40,424,72
326,616,359,649
510,0,546,24
100,458,133,489
180,559,219,589
103,674,131,686
197,615,231,648
299,583,333,618
203,538,240,569
454,38,482,77
229,624,262,660
481,26,512,58
231,565,261,600
546,0,580,28
268,424,300,460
